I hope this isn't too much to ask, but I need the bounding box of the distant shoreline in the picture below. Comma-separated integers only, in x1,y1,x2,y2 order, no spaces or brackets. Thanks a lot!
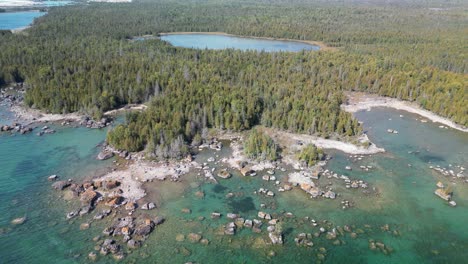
342,92,468,133
158,32,337,51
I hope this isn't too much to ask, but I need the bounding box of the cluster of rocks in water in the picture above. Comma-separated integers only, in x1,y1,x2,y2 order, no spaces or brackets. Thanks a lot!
79,116,113,129
429,164,465,207
179,202,398,261
287,167,370,208
322,169,369,190
96,144,133,161
430,164,466,181
49,174,163,261
207,210,284,245
0,122,33,134
198,138,223,151
433,182,457,207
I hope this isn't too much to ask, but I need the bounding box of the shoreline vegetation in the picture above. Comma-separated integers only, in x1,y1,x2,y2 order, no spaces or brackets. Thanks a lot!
158,32,336,51
342,92,468,133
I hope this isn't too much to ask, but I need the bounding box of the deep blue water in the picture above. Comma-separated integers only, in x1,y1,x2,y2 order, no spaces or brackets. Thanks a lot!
160,34,320,52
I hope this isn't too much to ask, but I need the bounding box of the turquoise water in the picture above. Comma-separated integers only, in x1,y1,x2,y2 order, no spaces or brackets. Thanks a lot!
40,1,74,7
0,103,467,263
0,106,114,263
159,34,320,52
0,11,46,30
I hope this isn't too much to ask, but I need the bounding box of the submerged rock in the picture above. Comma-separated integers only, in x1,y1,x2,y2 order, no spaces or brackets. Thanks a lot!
268,232,283,245
227,213,238,219
127,239,141,249
181,208,191,214
436,181,444,188
211,212,221,219
11,216,26,225
154,216,165,226
67,211,79,219
88,251,97,261
188,233,202,243
176,234,185,242
48,175,58,181
217,169,231,179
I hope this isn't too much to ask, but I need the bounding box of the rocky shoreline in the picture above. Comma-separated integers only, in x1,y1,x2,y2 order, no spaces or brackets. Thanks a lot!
49,172,164,261
45,127,385,261
1,86,396,262
0,85,114,135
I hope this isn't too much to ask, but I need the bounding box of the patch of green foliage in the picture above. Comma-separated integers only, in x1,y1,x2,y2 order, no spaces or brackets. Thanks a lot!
297,144,324,167
244,129,279,161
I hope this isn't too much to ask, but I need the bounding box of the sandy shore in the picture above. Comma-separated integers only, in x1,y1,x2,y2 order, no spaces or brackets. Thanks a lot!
103,104,147,116
11,26,30,34
342,92,468,133
159,32,336,51
10,102,147,125
261,127,384,155
10,104,82,125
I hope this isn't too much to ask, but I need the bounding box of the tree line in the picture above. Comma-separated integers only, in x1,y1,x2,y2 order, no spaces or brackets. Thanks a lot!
0,0,466,156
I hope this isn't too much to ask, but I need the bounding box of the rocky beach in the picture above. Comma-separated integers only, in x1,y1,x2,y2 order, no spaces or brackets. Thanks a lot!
1,86,467,263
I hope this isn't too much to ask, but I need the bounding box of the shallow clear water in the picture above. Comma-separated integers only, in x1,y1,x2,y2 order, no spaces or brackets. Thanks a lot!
0,104,467,264
0,11,45,30
160,34,320,52
0,107,113,263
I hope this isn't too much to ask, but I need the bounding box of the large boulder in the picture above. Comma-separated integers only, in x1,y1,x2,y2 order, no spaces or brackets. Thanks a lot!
80,189,98,204
141,202,156,210
154,216,165,226
134,224,153,236
97,151,114,160
127,239,141,249
125,202,136,211
103,180,120,190
105,196,122,207
52,181,71,190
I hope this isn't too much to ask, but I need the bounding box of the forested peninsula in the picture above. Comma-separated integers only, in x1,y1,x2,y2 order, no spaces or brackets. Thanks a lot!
0,0,466,158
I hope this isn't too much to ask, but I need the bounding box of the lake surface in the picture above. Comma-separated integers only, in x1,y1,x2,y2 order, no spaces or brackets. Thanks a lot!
160,34,320,52
0,11,45,30
0,102,467,263
0,0,73,8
